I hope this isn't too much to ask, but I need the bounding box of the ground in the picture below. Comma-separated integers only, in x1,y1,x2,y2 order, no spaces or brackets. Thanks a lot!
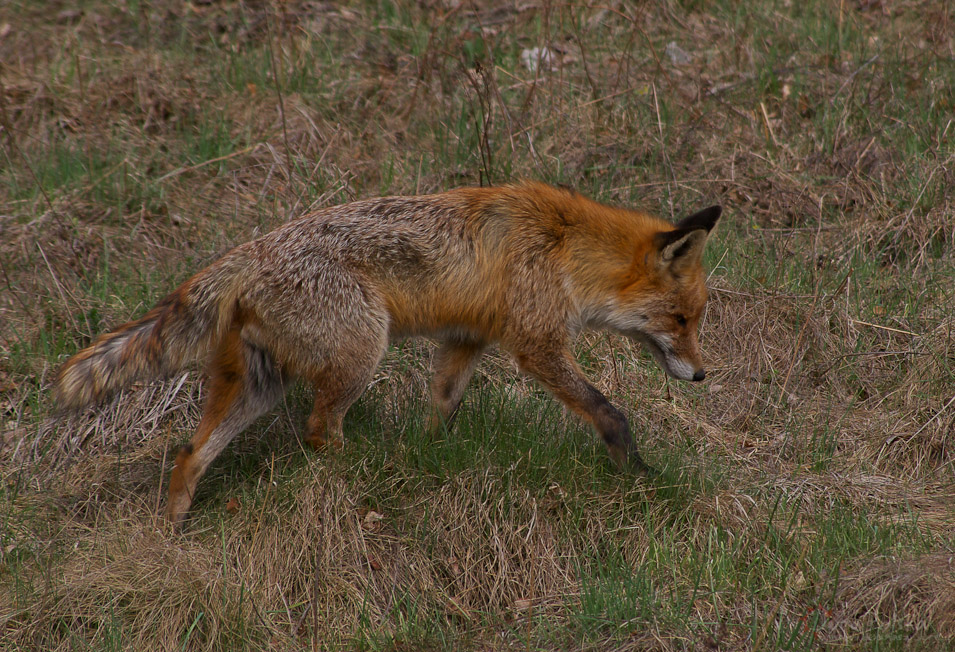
1,1,954,650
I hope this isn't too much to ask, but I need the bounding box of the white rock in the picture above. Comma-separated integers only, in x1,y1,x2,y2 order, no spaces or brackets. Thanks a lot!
521,47,557,73
665,41,692,65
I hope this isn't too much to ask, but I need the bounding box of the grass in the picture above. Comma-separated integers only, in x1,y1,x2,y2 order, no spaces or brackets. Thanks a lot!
2,0,955,650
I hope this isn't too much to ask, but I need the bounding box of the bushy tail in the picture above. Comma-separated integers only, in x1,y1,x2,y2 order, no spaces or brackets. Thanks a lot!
54,254,248,410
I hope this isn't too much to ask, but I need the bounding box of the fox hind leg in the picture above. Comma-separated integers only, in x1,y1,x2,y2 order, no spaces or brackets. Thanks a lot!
428,338,485,434
303,332,388,451
166,326,285,526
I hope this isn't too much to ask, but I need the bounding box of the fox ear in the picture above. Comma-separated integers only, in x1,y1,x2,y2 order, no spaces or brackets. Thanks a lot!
656,228,708,267
655,206,721,271
676,205,722,232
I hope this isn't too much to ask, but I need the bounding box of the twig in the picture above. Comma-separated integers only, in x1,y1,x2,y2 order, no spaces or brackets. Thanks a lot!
156,144,261,183
569,12,601,105
910,394,955,439
759,101,778,147
835,350,920,358
752,531,811,651
0,84,75,242
710,287,817,300
460,59,495,185
265,10,295,204
510,82,649,138
849,319,918,337
651,82,677,219
834,54,879,98
777,195,826,403
36,242,79,333
0,257,39,329
156,423,171,517
288,125,342,218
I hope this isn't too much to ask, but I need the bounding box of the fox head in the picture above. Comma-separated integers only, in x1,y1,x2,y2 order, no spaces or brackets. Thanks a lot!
605,205,722,382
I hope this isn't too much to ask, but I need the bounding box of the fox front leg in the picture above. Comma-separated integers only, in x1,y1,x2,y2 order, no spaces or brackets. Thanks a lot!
513,348,656,476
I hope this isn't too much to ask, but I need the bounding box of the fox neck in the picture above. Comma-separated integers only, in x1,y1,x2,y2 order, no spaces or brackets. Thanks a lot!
565,261,650,338
564,236,658,335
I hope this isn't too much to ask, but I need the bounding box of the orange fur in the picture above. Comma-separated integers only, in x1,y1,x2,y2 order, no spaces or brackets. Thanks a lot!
54,181,721,526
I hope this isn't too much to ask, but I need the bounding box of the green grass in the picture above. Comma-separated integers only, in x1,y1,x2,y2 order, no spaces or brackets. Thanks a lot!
164,385,937,651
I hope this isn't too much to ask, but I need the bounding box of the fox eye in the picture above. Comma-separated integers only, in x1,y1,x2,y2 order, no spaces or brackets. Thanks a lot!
676,315,688,327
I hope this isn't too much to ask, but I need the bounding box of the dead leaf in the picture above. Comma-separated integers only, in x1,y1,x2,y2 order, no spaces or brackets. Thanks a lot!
362,510,384,530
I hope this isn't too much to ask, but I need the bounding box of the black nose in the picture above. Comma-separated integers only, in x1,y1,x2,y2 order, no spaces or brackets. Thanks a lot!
692,369,706,382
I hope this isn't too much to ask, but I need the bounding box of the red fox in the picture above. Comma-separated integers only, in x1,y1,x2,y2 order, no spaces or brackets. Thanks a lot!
55,181,721,525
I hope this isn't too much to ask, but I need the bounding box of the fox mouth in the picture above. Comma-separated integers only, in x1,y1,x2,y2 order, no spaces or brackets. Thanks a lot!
638,334,668,367
636,334,697,381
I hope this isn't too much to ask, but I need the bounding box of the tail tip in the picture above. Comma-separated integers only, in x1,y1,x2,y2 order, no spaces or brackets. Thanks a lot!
53,357,106,412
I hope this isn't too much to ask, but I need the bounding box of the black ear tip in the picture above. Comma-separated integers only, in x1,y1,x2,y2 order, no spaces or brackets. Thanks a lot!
701,206,722,222
677,205,723,232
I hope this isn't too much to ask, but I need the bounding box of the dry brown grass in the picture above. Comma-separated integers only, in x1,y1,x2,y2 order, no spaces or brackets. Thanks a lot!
2,1,955,650
836,553,955,641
